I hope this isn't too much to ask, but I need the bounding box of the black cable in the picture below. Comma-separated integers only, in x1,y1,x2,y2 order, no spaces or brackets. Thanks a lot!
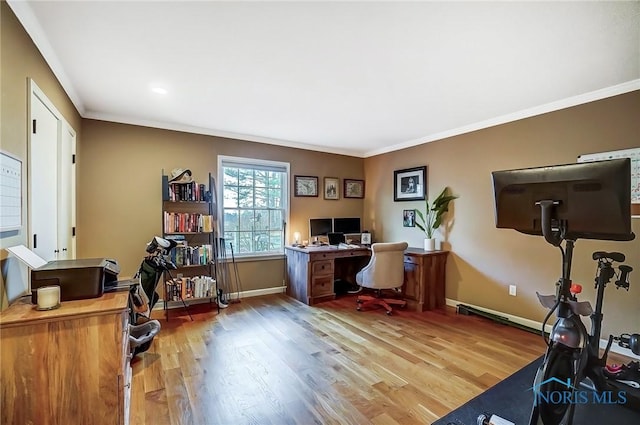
541,243,565,346
541,298,560,348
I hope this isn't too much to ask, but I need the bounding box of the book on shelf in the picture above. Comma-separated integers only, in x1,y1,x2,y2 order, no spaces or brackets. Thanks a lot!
165,275,216,300
167,181,207,202
170,244,213,267
163,212,214,233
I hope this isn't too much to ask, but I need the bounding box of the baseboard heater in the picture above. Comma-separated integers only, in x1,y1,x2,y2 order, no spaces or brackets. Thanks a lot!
456,304,542,335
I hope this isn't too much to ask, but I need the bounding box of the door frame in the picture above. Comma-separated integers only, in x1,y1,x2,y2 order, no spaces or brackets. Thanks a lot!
28,79,77,260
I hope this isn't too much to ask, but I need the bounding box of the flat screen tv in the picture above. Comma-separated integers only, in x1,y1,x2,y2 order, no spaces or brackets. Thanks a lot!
309,218,333,237
492,158,634,242
333,217,361,234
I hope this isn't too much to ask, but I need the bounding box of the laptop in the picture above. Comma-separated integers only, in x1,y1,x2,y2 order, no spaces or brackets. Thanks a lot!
328,232,346,246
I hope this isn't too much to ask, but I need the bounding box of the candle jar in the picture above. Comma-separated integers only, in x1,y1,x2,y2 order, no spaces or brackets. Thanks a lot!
36,285,61,311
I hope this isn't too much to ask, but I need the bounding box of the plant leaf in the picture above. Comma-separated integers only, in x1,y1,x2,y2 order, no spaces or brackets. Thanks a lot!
414,187,458,237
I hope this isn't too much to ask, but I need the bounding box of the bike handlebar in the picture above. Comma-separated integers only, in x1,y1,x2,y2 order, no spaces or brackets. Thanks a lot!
616,265,633,290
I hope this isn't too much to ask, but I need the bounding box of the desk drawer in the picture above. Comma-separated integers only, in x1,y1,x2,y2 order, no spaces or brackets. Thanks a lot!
312,260,333,276
311,276,334,296
404,255,422,265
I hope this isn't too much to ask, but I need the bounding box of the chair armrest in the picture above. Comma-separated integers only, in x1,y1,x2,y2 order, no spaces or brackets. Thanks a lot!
356,259,375,286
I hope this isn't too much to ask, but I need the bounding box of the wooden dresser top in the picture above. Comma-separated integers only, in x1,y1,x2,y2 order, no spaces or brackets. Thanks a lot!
0,291,129,328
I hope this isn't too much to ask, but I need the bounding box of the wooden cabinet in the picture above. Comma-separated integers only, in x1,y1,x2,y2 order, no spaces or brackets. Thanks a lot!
285,246,370,305
403,248,449,311
0,291,131,425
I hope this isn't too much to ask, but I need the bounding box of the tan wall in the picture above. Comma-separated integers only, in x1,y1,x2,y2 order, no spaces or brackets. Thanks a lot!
2,0,638,342
78,119,364,289
365,91,640,338
0,1,82,308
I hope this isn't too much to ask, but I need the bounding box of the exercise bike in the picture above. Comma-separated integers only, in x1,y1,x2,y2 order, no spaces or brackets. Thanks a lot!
490,158,638,425
529,239,638,425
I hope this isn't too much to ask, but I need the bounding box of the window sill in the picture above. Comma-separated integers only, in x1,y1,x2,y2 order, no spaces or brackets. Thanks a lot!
219,253,285,263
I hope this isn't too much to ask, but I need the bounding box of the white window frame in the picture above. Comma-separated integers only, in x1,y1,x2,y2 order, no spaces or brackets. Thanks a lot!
217,155,290,260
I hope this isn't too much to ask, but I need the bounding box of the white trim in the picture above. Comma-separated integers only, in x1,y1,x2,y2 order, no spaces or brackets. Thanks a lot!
233,286,287,298
227,254,285,262
365,79,640,158
8,0,638,159
156,285,287,310
446,298,640,361
84,79,640,159
217,155,290,254
30,80,66,126
9,1,85,115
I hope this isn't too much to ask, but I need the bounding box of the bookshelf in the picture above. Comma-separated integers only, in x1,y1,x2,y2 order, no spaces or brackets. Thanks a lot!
162,172,218,320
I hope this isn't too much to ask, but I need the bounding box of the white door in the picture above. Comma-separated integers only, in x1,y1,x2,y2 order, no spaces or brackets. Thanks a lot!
29,80,77,262
30,90,59,261
58,124,76,260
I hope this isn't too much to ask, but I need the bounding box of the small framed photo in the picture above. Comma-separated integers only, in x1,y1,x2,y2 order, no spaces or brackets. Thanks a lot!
361,232,371,245
324,177,340,200
403,209,416,227
294,175,319,197
394,166,426,201
344,179,365,199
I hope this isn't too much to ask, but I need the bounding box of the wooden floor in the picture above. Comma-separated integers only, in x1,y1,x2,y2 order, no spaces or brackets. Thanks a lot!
130,294,550,425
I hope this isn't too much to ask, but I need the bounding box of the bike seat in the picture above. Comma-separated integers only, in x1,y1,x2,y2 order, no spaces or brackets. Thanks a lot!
592,251,625,263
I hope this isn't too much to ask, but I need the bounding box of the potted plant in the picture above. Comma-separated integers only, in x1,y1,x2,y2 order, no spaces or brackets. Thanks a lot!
414,186,458,251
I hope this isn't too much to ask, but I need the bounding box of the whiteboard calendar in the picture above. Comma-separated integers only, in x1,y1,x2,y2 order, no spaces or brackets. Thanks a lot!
578,147,640,217
0,151,22,231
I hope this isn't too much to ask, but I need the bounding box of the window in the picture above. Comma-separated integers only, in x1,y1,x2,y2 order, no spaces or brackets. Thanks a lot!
218,156,289,257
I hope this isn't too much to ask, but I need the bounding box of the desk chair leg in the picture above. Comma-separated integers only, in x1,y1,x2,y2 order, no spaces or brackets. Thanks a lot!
356,294,407,315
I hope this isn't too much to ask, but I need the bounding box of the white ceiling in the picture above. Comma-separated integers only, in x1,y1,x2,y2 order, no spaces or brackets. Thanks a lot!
9,1,640,158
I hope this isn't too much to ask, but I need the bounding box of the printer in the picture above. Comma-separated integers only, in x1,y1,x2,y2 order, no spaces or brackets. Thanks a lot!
31,258,120,303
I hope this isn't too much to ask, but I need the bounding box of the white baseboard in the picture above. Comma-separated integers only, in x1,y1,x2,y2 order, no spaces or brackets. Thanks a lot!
446,298,640,361
155,285,287,310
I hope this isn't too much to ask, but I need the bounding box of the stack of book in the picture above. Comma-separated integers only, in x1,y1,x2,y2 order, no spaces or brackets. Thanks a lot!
163,212,214,233
165,275,216,301
168,181,207,201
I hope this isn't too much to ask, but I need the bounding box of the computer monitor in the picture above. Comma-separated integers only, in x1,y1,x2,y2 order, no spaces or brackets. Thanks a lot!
333,217,361,234
492,158,634,242
309,218,333,237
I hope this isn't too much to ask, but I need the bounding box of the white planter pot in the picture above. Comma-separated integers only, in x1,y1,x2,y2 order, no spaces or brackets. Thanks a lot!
424,238,436,251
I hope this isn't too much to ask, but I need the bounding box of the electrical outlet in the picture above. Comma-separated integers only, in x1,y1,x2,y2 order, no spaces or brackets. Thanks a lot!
509,285,517,296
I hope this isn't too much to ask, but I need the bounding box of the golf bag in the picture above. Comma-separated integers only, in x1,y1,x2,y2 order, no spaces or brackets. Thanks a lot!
128,236,178,356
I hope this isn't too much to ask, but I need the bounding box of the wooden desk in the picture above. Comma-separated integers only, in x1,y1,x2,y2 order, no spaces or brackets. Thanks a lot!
403,248,449,311
0,291,132,425
285,246,449,311
285,245,371,305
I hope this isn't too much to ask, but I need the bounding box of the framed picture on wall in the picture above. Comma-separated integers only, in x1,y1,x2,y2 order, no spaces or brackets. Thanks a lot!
403,209,415,227
294,175,318,197
394,166,426,201
344,179,365,199
324,177,339,200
